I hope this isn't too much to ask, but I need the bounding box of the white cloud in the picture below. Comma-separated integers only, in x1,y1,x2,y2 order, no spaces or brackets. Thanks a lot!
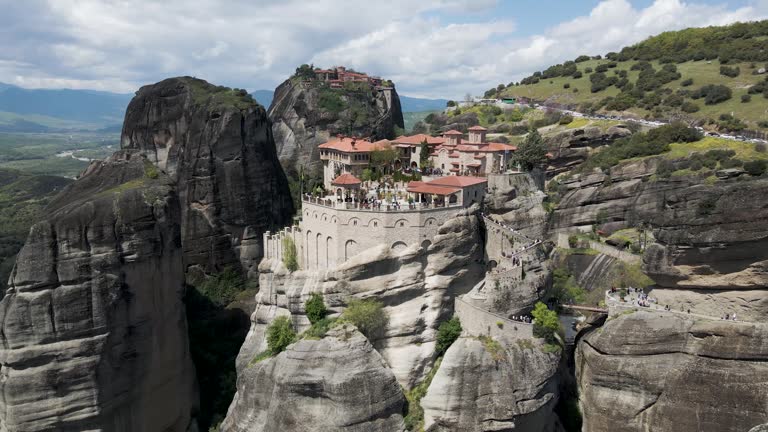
0,0,765,98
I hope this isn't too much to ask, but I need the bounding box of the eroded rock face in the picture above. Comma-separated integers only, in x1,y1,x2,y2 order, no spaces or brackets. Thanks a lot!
422,337,562,432
121,77,294,276
222,326,406,432
234,208,484,389
545,125,632,175
0,152,196,431
269,79,404,178
577,311,768,432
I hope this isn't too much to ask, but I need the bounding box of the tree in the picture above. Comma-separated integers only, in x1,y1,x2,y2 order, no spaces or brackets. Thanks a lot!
744,160,767,176
370,144,399,174
419,141,430,166
435,317,462,356
446,100,456,107
513,128,548,171
294,63,316,80
266,316,296,354
342,298,387,340
305,292,328,324
531,302,560,343
282,237,298,272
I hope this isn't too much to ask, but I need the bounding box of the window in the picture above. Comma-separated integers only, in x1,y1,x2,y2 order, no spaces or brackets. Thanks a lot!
441,164,445,169
373,221,378,227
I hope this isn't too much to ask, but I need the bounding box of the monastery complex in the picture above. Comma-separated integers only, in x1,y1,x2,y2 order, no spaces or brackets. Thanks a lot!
264,127,522,271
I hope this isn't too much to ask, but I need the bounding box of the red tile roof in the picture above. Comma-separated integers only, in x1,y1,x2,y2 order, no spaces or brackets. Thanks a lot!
468,126,487,131
391,134,445,145
319,137,382,153
427,176,487,187
332,173,362,185
407,184,461,195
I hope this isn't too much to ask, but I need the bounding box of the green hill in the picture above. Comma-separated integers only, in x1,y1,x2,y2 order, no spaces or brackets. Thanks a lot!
499,21,768,132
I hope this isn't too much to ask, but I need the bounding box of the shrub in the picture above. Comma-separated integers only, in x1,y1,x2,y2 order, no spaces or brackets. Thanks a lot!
343,298,387,340
563,83,570,89
681,78,694,86
531,302,560,343
744,160,768,176
198,267,244,307
719,65,740,77
681,102,700,113
572,71,583,79
266,316,296,354
282,236,298,272
568,234,579,248
302,317,336,339
305,292,328,324
584,67,593,74
559,114,574,124
756,142,767,152
697,196,718,216
691,84,732,105
513,128,548,171
435,317,462,356
741,94,752,103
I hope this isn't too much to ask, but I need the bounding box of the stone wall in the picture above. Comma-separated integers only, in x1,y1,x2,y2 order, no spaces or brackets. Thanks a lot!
264,201,464,269
455,296,533,341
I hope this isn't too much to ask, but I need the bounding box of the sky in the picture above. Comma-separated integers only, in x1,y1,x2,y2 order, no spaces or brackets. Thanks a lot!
1,0,767,99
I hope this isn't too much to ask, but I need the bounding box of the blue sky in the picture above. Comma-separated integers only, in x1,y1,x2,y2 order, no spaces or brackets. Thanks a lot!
0,0,766,98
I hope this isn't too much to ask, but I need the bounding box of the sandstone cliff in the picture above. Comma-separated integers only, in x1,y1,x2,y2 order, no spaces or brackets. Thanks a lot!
0,152,196,431
552,158,768,320
222,326,406,432
544,124,632,175
269,78,404,178
422,337,563,432
577,311,768,432
234,208,484,389
121,77,294,277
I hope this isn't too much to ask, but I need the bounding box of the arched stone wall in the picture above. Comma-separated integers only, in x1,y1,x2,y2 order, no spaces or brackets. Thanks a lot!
345,240,358,261
392,241,408,252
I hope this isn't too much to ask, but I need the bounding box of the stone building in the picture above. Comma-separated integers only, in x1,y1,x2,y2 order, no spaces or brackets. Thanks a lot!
264,176,488,270
318,129,516,189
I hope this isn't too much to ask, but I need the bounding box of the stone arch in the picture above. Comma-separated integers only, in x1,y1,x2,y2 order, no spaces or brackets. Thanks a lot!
305,209,310,217
449,194,458,204
322,213,328,222
315,232,322,268
332,216,338,224
424,217,437,227
305,230,313,269
487,260,498,271
368,218,381,228
326,236,334,267
345,240,358,261
394,218,408,228
336,188,343,199
313,211,319,219
410,161,418,168
421,240,432,251
392,241,408,252
349,217,360,226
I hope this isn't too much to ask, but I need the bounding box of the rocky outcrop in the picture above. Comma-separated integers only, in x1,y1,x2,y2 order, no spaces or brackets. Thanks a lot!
0,151,196,431
121,77,294,277
422,337,562,432
269,78,404,178
544,125,632,175
553,158,768,319
234,208,484,389
222,326,406,432
577,311,768,432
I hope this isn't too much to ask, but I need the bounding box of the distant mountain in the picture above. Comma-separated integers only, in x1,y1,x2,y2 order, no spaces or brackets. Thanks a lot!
251,90,275,109
0,83,131,131
251,89,447,113
399,95,449,112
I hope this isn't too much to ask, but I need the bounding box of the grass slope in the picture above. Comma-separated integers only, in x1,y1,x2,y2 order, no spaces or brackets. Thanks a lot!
504,59,768,128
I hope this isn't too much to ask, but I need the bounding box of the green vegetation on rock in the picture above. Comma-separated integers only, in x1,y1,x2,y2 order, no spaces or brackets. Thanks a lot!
531,302,560,343
404,357,442,431
267,316,297,354
282,236,299,272
435,316,462,356
342,298,388,340
305,292,328,324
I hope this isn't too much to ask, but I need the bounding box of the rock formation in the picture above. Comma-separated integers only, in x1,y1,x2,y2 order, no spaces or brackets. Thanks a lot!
121,77,294,277
577,311,768,432
544,124,632,175
222,326,406,432
234,207,484,389
269,78,404,178
0,151,196,431
422,337,562,432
